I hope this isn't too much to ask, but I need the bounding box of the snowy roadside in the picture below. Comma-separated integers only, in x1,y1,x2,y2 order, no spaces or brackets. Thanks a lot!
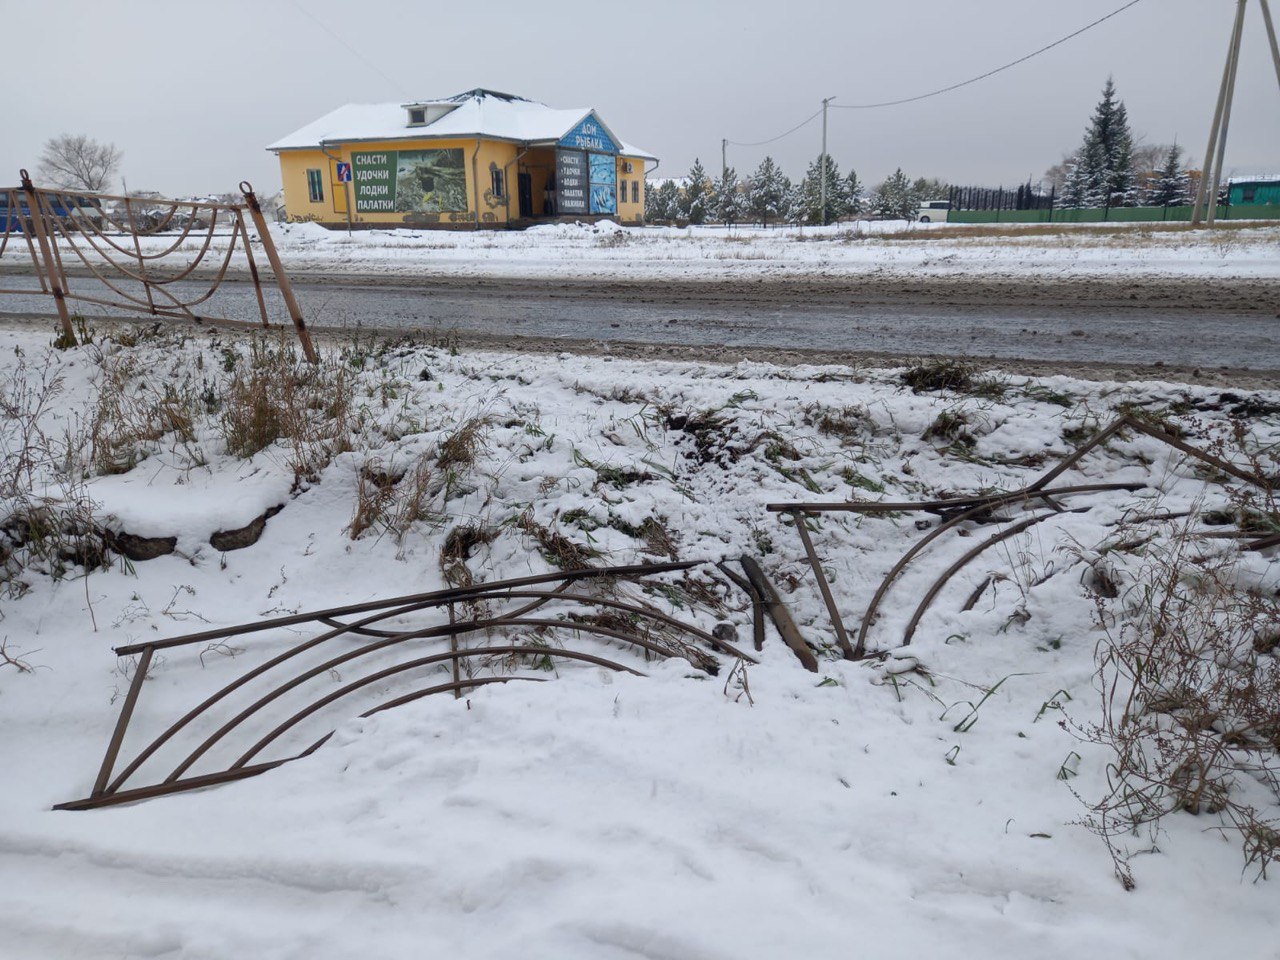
19,218,1280,284
1,322,1278,959
258,220,1280,283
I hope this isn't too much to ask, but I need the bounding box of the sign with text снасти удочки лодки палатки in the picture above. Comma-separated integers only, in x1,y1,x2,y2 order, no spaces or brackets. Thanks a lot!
349,149,468,214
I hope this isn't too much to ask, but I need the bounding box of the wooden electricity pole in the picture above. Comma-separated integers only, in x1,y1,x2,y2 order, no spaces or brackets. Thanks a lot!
1192,0,1280,226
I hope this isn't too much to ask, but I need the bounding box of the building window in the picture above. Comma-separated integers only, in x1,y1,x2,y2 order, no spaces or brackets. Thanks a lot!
1243,187,1257,202
632,180,639,205
619,179,627,204
306,168,324,204
491,169,505,199
408,107,426,126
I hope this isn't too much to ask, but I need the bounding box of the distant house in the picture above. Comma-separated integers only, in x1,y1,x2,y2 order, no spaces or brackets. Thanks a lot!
1228,177,1280,206
267,88,656,230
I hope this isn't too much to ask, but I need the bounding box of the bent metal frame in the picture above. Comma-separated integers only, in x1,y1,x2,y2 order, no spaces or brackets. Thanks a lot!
57,561,757,811
1,170,316,362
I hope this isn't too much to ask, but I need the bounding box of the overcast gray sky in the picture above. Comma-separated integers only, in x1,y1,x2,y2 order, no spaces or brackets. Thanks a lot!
6,0,1278,197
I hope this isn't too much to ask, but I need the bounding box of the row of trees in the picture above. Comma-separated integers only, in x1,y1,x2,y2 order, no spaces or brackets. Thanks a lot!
646,157,947,226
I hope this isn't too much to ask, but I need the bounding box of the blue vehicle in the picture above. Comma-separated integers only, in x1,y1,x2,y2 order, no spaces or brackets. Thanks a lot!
0,191,102,232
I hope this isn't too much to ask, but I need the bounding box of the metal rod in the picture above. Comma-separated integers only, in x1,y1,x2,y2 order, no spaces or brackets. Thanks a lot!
236,209,271,327
768,483,1142,514
90,646,153,797
230,647,644,770
717,561,766,651
122,195,158,315
113,561,699,655
19,170,75,344
239,181,317,363
163,617,680,786
902,511,1080,645
853,485,1143,655
788,510,854,659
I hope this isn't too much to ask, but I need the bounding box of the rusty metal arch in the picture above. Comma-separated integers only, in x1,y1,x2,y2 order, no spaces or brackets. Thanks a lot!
57,562,749,811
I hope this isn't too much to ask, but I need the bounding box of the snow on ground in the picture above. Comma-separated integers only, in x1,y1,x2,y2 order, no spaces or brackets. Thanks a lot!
1,322,1278,959
77,218,1280,283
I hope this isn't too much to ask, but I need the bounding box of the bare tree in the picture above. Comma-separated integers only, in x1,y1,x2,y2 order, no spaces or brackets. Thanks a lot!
1043,151,1075,195
38,134,122,192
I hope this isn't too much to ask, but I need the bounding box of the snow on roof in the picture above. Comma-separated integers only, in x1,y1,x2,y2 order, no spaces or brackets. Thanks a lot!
268,89,656,160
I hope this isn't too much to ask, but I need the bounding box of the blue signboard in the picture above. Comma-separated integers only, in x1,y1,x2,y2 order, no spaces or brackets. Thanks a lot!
589,184,616,215
559,113,617,154
587,152,616,214
335,162,352,183
588,154,615,184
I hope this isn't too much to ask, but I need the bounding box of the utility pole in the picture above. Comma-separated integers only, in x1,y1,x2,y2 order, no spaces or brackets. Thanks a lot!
820,97,834,225
722,138,728,181
1192,0,1280,226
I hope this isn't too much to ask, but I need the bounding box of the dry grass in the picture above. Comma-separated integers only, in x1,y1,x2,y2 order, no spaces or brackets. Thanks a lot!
87,355,202,475
439,522,499,589
219,336,356,487
517,509,599,570
1,351,108,595
1076,522,1280,888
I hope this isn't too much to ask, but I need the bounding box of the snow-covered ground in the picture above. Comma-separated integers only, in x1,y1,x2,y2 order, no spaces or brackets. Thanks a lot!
27,218,1280,283
265,220,1280,281
1,322,1278,959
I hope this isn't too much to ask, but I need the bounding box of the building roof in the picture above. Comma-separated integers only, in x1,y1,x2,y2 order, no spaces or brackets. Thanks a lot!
267,89,656,160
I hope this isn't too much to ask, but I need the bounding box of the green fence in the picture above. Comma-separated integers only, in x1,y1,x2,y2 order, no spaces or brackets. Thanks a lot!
949,204,1280,224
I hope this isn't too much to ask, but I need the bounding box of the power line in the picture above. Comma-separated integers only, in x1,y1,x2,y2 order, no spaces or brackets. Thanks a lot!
726,108,823,147
832,0,1144,110
290,0,404,97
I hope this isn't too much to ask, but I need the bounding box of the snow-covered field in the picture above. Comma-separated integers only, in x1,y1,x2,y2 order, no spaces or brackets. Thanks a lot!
2,322,1278,959
39,218,1280,283
262,220,1280,282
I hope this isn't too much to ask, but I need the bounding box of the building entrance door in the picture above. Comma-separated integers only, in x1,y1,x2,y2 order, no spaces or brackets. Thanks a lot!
518,173,533,218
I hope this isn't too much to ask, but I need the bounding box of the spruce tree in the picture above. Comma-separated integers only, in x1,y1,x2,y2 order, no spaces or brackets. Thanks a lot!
796,154,851,225
1062,78,1136,209
714,166,746,226
746,157,788,227
647,180,681,222
845,170,864,217
1145,144,1191,207
870,169,919,221
680,158,712,225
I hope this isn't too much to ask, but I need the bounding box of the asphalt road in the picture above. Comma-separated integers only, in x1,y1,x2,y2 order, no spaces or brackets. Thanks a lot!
2,271,1278,374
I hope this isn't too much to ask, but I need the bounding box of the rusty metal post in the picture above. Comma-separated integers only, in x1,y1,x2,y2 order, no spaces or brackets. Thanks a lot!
19,170,76,345
239,182,317,362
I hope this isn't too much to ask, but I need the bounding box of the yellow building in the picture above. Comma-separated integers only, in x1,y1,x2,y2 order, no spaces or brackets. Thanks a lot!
268,89,656,229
